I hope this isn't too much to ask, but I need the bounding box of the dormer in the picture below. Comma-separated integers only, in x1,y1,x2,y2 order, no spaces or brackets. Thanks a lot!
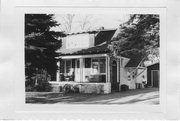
61,31,97,50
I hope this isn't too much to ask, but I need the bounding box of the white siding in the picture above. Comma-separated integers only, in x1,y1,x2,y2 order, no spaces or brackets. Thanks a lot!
136,68,147,84
65,33,94,49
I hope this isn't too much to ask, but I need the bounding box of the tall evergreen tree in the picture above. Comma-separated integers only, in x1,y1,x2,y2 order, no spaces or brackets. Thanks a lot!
108,14,159,59
25,14,65,84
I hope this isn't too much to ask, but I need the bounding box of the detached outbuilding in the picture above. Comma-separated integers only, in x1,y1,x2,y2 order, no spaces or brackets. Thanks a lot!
147,62,160,88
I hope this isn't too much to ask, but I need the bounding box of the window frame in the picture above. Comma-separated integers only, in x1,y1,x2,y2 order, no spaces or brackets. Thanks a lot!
64,59,72,75
91,57,106,75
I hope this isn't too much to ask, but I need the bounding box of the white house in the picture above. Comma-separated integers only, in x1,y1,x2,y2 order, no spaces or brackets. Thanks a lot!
49,29,147,94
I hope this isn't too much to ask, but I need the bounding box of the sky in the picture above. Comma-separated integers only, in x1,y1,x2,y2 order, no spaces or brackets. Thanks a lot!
51,14,130,33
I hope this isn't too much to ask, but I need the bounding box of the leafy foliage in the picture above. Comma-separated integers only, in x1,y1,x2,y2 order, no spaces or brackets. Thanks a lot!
25,14,65,91
35,79,52,92
109,14,159,59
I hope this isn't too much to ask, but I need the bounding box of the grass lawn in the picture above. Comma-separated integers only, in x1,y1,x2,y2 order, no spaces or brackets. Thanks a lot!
26,88,159,104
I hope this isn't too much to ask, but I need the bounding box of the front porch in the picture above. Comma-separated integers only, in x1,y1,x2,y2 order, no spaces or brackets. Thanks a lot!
56,54,110,83
49,53,123,94
52,54,111,93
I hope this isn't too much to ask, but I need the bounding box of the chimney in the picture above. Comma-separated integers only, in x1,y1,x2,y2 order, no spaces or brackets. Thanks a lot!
98,27,104,31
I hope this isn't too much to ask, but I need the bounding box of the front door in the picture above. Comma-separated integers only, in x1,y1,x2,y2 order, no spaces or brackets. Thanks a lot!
152,70,159,88
111,60,119,91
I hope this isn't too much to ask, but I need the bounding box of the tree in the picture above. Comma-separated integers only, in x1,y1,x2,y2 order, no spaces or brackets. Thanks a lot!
108,14,159,59
25,14,65,90
60,14,75,33
58,14,94,33
78,15,92,31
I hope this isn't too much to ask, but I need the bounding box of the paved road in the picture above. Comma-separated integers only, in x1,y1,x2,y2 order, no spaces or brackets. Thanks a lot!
26,88,159,105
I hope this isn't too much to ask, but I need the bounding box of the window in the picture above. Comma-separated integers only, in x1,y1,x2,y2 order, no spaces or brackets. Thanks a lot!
60,60,65,73
76,60,80,68
99,59,106,73
91,58,106,74
85,58,91,68
92,59,99,74
65,60,71,74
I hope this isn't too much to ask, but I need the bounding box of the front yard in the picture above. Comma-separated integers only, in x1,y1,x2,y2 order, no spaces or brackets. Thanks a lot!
26,87,159,105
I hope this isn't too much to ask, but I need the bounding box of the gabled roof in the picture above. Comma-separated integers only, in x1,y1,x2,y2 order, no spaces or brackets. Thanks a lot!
125,57,144,67
95,30,116,46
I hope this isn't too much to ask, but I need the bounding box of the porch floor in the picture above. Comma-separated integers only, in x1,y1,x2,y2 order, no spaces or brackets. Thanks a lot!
26,88,159,105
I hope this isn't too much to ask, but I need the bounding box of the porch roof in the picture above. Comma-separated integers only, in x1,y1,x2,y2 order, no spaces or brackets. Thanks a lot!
59,43,110,56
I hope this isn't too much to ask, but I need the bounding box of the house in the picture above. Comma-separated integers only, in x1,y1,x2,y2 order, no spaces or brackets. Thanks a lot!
49,29,147,94
147,62,160,88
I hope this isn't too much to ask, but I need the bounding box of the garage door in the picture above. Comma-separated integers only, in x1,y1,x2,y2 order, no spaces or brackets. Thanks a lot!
152,70,159,88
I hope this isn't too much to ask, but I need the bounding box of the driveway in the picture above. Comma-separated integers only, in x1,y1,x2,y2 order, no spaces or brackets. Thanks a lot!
26,88,159,105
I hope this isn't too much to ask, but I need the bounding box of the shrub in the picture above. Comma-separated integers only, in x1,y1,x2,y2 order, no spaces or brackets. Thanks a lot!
73,86,79,93
121,84,129,91
25,78,36,92
35,80,52,92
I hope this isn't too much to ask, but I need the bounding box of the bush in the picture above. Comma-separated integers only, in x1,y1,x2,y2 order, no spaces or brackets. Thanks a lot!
35,81,52,92
121,84,129,91
25,78,36,92
26,85,36,92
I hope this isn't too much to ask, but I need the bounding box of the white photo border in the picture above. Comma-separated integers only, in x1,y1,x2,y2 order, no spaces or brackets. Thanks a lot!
1,0,179,120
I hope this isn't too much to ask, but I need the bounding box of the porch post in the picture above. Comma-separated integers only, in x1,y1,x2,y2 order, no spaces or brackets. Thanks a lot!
80,58,83,82
106,56,108,83
56,61,60,82
117,59,119,83
108,56,110,82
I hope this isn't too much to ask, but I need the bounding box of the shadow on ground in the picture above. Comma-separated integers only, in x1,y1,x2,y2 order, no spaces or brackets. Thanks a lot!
26,88,159,104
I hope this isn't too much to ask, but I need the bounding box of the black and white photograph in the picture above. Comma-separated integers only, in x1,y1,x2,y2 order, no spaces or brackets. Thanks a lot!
2,0,180,120
25,14,160,105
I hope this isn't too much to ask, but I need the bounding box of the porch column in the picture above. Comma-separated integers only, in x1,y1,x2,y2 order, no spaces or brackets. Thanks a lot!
56,61,60,82
107,56,110,82
80,58,83,82
106,56,108,83
117,59,119,83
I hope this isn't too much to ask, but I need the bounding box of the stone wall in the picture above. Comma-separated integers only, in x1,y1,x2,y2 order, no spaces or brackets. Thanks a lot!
50,82,111,94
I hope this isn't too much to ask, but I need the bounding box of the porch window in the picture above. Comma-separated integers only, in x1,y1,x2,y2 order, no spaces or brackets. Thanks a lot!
91,58,106,74
85,58,91,68
100,58,106,73
60,60,65,73
65,60,72,74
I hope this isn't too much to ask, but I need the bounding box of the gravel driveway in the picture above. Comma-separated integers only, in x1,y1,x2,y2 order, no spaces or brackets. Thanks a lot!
26,88,159,105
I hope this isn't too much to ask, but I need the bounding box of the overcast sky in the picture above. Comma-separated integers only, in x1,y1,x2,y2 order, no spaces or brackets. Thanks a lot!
52,14,130,33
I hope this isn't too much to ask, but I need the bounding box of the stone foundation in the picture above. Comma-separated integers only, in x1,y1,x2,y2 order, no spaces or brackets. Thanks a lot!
50,81,111,94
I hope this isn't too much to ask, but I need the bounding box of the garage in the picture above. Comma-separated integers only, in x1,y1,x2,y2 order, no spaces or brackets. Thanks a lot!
147,63,159,88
